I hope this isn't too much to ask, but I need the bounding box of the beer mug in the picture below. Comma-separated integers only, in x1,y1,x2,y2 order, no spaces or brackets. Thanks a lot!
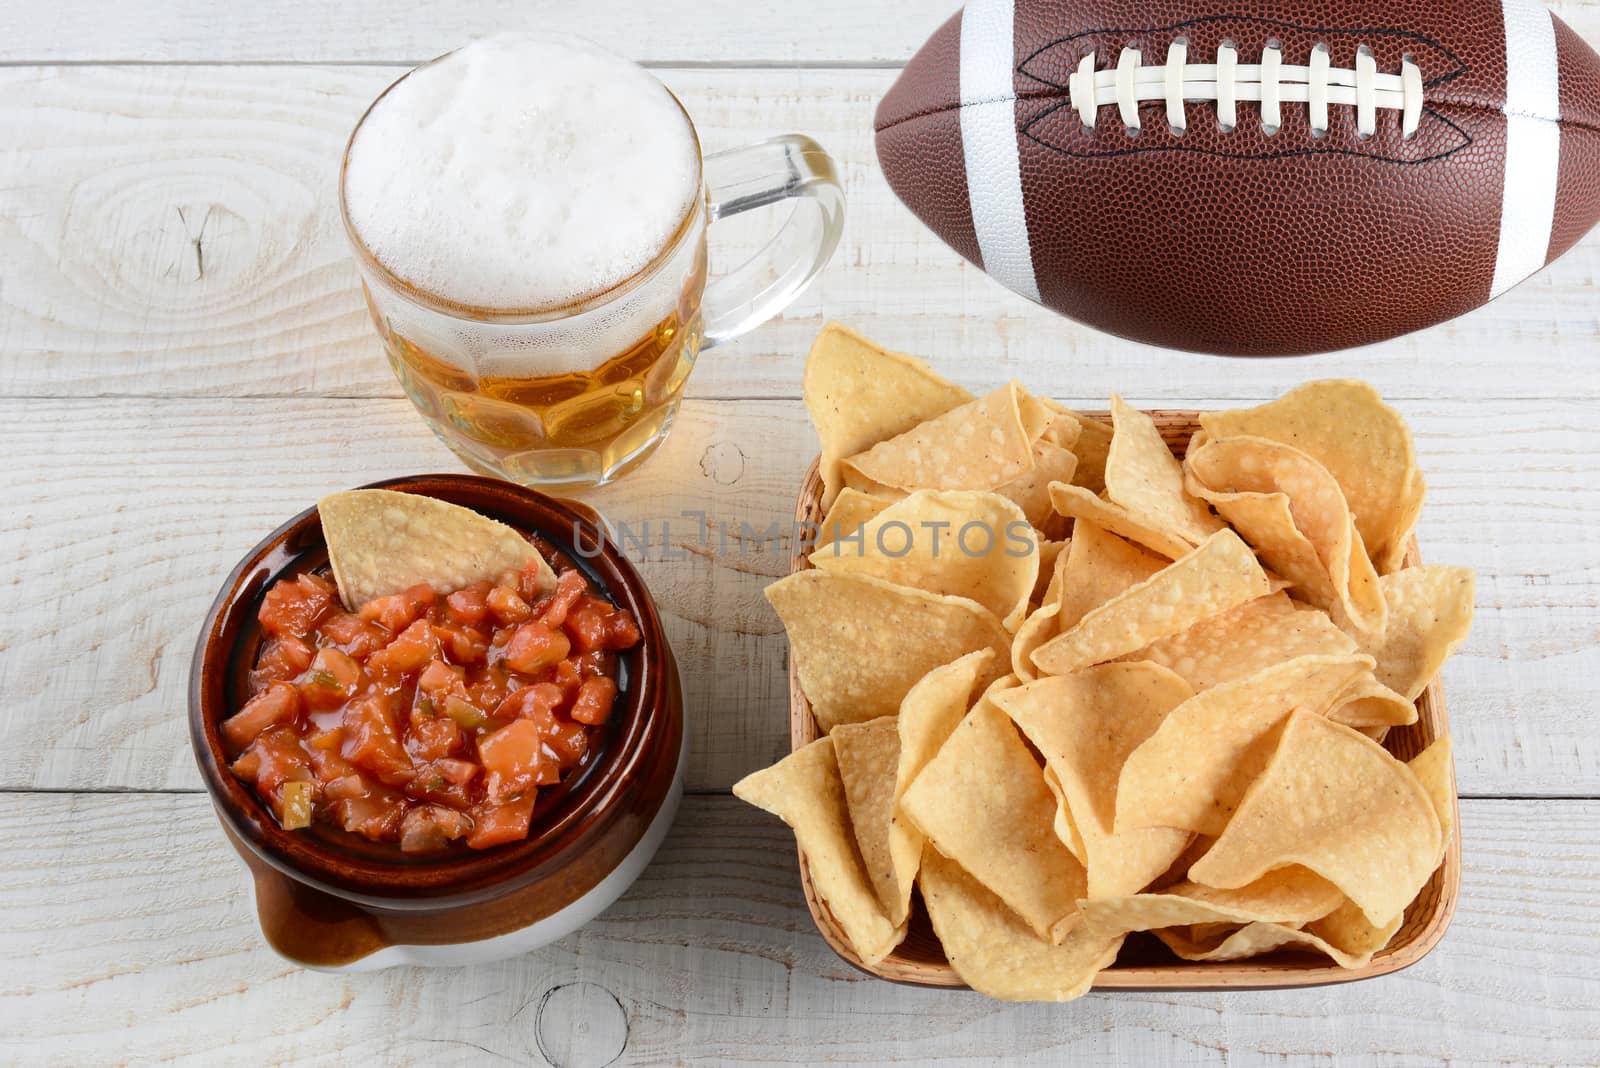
340,33,844,488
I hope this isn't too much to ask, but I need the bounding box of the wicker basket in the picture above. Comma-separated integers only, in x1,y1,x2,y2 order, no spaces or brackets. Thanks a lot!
785,411,1461,991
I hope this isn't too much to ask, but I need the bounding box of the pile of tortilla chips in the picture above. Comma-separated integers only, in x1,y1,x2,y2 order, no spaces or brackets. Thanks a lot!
735,324,1475,1002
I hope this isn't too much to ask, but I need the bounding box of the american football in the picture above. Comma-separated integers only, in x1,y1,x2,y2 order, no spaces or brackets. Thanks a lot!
875,0,1600,355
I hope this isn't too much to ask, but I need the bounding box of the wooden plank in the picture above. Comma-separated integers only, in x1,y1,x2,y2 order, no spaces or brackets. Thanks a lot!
1,394,1595,796
5,63,1600,406
0,0,962,64
4,0,1600,67
2,793,1597,1065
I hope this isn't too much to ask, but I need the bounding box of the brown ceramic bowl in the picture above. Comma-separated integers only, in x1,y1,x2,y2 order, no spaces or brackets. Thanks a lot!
190,474,684,970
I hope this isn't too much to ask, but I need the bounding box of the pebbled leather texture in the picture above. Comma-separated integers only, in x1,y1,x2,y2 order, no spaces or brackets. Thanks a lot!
874,0,1600,356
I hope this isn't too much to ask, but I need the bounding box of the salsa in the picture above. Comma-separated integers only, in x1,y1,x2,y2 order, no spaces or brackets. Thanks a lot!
225,544,642,853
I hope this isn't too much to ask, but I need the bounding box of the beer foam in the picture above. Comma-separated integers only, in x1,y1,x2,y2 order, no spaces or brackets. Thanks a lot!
344,33,701,312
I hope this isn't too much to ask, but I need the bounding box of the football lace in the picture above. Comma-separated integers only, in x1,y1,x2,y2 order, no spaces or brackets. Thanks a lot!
1066,38,1425,140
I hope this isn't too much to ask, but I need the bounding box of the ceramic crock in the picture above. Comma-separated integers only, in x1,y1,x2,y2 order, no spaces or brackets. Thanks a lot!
190,474,684,971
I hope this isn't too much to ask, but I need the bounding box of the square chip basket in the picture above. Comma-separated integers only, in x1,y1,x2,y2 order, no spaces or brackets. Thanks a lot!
785,411,1461,992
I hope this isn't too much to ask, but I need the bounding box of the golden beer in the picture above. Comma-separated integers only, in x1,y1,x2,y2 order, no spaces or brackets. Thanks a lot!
340,33,844,487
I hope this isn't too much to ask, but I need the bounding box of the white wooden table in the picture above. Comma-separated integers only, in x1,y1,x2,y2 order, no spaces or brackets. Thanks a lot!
3,2,1599,1063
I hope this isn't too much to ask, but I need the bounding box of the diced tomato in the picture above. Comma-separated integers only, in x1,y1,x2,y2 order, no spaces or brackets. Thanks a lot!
417,659,464,696
222,682,301,753
366,620,441,677
495,682,564,723
250,636,314,691
563,600,612,655
538,568,587,627
519,559,556,602
407,700,463,762
298,647,363,710
318,612,388,658
322,773,369,802
435,624,488,664
466,667,512,715
243,726,313,795
503,621,571,674
570,676,618,726
358,582,436,633
340,694,414,785
477,719,553,801
543,717,589,769
565,598,641,654
235,549,629,854
306,742,357,782
466,795,537,850
574,650,616,680
229,747,262,782
546,658,583,704
443,582,492,627
399,804,475,853
327,780,408,841
486,585,533,625
404,760,476,809
258,572,335,640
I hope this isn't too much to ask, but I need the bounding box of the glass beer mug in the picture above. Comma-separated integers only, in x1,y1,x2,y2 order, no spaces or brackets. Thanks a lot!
340,33,844,488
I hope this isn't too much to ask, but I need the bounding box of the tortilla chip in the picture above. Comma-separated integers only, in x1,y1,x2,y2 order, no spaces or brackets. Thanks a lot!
1011,539,1075,684
1082,891,1290,935
1048,482,1197,561
1032,540,1068,603
731,737,906,963
1126,592,1357,691
885,651,994,924
1352,566,1476,700
1167,867,1345,925
1116,655,1376,836
995,665,1196,898
1152,919,1382,968
809,491,1039,632
897,652,994,787
766,572,1011,732
814,488,890,550
1326,674,1419,728
1067,412,1115,493
802,322,972,509
832,718,906,925
1148,834,1216,891
318,489,554,611
995,441,1079,528
1031,530,1271,677
1042,766,1088,864
1186,435,1386,634
919,849,1123,1002
1409,736,1456,868
901,701,1087,943
1105,396,1225,547
842,384,1038,495
1304,896,1404,963
1188,711,1442,927
1056,520,1168,633
1199,381,1424,574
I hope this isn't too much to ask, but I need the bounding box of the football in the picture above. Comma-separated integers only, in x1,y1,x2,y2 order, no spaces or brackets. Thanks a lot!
875,0,1600,355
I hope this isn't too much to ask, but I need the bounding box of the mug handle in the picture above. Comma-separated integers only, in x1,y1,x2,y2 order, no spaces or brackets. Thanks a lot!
700,134,845,348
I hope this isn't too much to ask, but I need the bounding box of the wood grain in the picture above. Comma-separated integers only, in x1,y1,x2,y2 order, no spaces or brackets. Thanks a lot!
1,394,1595,796
1,793,1596,1065
0,0,963,64
4,0,1600,67
5,64,1600,406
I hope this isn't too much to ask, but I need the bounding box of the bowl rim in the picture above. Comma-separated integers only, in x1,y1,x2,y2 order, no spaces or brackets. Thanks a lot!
785,409,1462,992
189,473,674,909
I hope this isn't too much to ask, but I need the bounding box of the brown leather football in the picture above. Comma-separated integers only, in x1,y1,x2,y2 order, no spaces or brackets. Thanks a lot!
875,0,1600,355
